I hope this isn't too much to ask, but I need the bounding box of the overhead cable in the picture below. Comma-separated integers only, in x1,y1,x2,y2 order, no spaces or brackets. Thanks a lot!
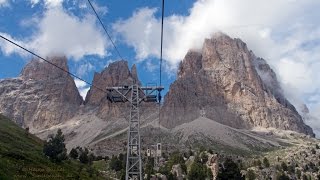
159,0,165,87
87,0,124,61
0,34,107,94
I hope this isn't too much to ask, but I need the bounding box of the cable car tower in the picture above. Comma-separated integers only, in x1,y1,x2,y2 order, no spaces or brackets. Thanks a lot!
107,84,163,180
106,0,165,179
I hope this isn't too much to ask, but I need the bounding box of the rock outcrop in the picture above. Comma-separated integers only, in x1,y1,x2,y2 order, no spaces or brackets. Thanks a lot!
85,60,139,105
0,57,82,132
161,33,314,137
85,60,141,119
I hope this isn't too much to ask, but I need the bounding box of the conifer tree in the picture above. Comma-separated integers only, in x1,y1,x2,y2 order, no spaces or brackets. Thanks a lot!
43,129,67,163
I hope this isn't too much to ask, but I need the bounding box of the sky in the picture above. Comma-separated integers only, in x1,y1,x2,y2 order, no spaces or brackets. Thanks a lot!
0,0,319,136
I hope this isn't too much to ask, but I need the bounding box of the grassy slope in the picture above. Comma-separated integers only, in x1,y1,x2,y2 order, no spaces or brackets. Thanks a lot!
0,114,104,179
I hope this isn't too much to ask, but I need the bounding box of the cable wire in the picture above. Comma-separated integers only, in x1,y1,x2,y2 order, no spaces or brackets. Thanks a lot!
0,34,108,94
87,0,124,61
156,0,165,148
159,0,164,87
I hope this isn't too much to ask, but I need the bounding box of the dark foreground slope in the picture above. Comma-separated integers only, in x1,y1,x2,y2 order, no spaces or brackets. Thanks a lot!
0,114,103,179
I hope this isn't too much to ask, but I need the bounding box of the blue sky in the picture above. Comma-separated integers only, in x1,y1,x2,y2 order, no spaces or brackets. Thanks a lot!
0,0,320,135
0,0,194,98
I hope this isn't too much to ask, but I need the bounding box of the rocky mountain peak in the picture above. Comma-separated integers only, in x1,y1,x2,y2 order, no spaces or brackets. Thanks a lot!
85,60,140,105
161,33,314,137
177,50,202,78
0,56,82,131
20,56,69,81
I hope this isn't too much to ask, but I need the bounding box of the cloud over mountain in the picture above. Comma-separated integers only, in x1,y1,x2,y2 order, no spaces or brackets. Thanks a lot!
113,0,320,135
0,2,109,60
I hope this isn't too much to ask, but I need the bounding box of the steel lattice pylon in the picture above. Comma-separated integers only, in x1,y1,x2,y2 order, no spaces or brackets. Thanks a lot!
107,84,163,180
126,84,141,179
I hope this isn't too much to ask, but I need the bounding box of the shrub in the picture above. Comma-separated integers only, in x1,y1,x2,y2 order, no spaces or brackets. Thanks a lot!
79,148,89,164
287,164,295,174
275,172,290,180
88,153,95,165
217,158,243,180
166,151,186,174
252,159,260,167
69,148,78,159
263,157,270,168
200,153,208,163
189,148,194,156
104,156,110,161
110,155,123,171
25,127,29,136
118,153,126,169
189,159,211,180
247,169,256,180
302,174,308,180
145,158,154,180
208,149,214,154
281,162,288,171
296,169,301,179
199,146,206,153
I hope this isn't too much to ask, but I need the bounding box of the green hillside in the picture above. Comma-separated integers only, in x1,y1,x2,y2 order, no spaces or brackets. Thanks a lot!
0,114,104,179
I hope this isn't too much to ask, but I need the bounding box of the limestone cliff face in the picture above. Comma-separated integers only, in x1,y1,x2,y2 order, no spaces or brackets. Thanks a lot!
85,60,139,105
161,33,314,137
0,34,314,143
0,57,82,132
0,58,143,131
85,60,140,119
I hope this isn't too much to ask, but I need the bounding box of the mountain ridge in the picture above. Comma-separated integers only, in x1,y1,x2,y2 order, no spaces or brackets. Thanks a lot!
161,33,314,136
0,33,315,154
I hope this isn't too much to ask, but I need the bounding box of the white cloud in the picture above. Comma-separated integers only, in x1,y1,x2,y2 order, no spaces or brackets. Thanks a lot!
91,1,108,15
20,14,41,27
145,60,157,72
44,0,63,7
0,33,28,56
30,0,40,6
104,59,116,68
113,0,320,135
278,59,313,94
113,8,160,61
304,105,320,138
74,79,89,100
0,0,9,7
304,106,320,138
78,1,87,9
113,0,319,66
76,62,95,77
30,0,108,14
29,7,108,60
30,0,63,8
0,5,109,60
